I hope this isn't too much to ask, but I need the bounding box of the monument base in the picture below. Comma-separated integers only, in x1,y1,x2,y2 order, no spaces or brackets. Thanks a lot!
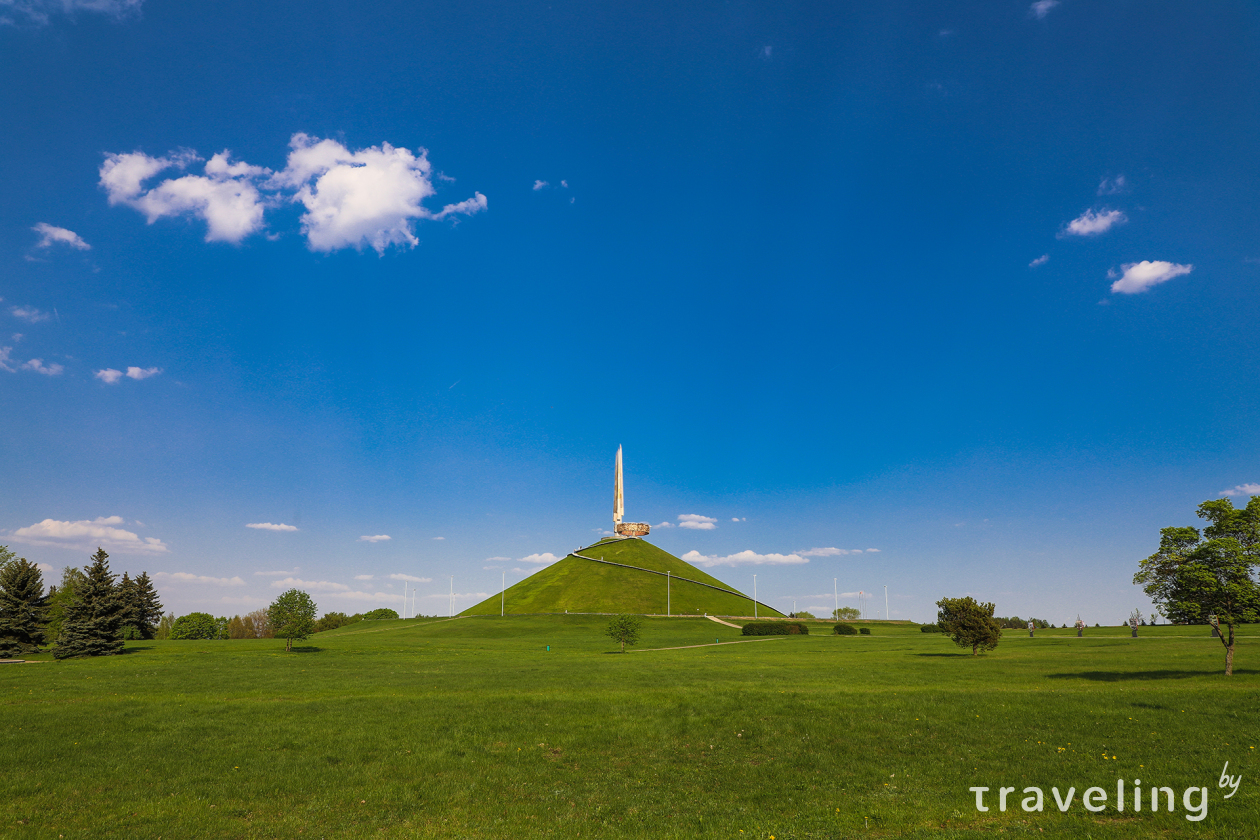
615,522,651,537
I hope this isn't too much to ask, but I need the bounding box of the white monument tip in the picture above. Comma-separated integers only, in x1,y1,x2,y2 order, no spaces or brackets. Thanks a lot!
613,446,650,537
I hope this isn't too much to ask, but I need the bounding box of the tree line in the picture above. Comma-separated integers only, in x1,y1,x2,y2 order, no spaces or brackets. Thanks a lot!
0,546,162,659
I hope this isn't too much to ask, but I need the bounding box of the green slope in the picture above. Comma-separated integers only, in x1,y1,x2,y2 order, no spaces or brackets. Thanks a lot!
462,538,785,617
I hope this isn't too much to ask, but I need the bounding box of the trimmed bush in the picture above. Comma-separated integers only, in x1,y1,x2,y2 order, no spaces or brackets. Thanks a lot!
742,621,809,636
833,623,858,635
920,623,941,633
859,627,871,635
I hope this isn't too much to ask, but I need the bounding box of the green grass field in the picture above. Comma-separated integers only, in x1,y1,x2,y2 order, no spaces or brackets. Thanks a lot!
2,618,1257,838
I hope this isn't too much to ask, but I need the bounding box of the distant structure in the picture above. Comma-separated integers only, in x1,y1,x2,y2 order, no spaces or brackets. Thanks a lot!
613,445,650,538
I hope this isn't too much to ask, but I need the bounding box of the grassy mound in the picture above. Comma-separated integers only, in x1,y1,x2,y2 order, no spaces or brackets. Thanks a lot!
461,538,784,617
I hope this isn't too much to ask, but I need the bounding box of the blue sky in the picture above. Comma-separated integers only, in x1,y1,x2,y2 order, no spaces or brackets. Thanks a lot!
3,0,1258,624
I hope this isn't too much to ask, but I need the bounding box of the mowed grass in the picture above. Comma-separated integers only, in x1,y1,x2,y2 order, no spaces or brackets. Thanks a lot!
2,618,1258,839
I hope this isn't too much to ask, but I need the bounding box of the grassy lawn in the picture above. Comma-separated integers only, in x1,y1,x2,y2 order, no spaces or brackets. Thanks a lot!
2,617,1257,838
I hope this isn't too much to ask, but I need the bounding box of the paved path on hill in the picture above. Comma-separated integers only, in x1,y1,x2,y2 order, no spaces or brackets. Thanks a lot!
631,636,789,653
706,615,742,628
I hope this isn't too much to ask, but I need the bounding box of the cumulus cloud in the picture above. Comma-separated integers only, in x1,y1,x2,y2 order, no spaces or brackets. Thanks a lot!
1029,254,1049,268
519,553,562,565
273,133,486,253
9,515,168,554
796,547,876,557
246,522,298,531
1221,483,1260,497
681,549,808,567
94,368,123,383
127,366,161,380
101,135,486,253
358,534,391,543
1097,175,1128,196
100,150,269,243
533,180,548,190
1029,0,1059,19
153,571,245,586
10,306,49,323
388,573,432,583
1060,208,1127,237
677,514,718,531
654,521,675,529
21,358,63,375
0,0,140,25
32,223,90,251
269,577,349,592
354,574,375,580
1108,261,1193,295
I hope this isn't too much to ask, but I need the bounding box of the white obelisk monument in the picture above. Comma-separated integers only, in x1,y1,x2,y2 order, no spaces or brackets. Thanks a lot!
613,445,650,537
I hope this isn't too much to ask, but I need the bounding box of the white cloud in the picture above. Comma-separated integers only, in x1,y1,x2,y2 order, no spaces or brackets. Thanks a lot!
432,536,445,540
1029,254,1049,268
1097,175,1128,195
100,150,270,244
9,515,169,554
654,521,675,528
519,553,561,565
1108,261,1193,295
866,548,880,553
35,562,54,574
10,306,49,323
153,571,245,586
246,522,298,531
796,547,875,557
269,577,349,593
678,514,718,531
22,358,63,376
681,549,808,567
533,180,548,190
32,223,90,251
1221,483,1260,497
273,133,486,254
388,573,432,583
358,534,391,543
95,368,124,383
1060,208,1127,237
0,348,13,372
560,180,568,188
485,556,512,562
1029,0,1059,19
126,366,161,380
354,574,375,580
0,0,140,25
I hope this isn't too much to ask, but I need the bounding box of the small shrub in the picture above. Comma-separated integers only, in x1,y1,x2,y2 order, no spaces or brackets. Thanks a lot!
920,623,941,633
742,621,809,636
859,627,871,635
833,623,858,635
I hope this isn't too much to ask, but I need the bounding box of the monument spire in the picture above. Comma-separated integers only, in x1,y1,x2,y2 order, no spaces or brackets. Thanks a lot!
614,445,624,526
612,445,650,538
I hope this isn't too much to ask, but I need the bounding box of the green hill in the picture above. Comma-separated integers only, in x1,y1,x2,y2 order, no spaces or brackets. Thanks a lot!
461,538,785,617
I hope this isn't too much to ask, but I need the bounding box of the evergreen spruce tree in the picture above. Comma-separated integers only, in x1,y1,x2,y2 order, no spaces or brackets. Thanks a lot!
0,557,49,657
45,566,87,644
132,572,163,639
53,548,125,659
118,572,141,639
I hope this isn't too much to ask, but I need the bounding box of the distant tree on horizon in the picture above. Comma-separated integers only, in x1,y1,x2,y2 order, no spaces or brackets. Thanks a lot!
0,557,49,657
269,590,317,652
1134,496,1260,676
832,607,860,621
935,596,1002,656
54,548,125,659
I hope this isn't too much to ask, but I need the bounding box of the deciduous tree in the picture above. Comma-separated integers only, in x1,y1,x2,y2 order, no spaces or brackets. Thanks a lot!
832,607,860,620
268,589,317,652
605,614,643,653
1134,496,1260,676
0,557,49,657
935,596,1002,655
